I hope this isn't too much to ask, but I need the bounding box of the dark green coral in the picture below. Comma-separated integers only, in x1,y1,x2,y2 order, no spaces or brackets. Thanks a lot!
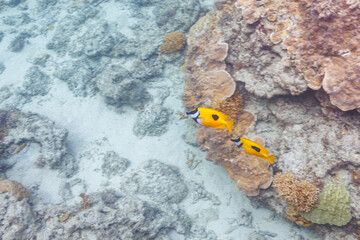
300,184,352,226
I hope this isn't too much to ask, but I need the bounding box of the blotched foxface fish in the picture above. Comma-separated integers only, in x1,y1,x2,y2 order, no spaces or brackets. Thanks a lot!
231,137,275,164
186,107,234,133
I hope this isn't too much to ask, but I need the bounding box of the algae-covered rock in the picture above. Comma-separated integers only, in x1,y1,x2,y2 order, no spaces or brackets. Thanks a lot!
300,184,352,227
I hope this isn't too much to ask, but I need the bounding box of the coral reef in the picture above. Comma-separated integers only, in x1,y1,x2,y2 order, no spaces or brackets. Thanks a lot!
160,32,187,54
272,172,319,212
300,184,352,227
0,179,30,200
183,7,272,197
234,0,360,111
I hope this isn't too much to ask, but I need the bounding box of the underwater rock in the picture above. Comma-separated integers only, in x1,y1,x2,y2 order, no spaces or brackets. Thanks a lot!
101,151,129,177
0,0,20,7
130,57,164,81
54,59,101,97
0,189,191,240
124,159,188,204
0,109,76,174
0,63,5,75
22,66,52,97
189,225,217,240
96,62,147,107
267,95,360,179
133,104,172,137
46,6,98,55
153,0,201,33
8,32,30,52
0,194,36,240
0,87,12,103
187,181,220,205
68,22,114,58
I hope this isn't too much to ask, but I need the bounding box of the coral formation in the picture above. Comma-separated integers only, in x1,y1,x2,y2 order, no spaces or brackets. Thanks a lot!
212,91,243,121
160,32,187,54
272,172,319,212
182,9,236,108
286,206,313,227
300,184,352,227
183,7,272,196
0,179,30,200
234,0,360,111
220,138,273,196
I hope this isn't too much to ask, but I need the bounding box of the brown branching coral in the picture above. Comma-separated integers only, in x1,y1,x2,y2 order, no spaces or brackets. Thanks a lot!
273,172,319,212
160,32,186,54
286,206,313,227
212,91,242,121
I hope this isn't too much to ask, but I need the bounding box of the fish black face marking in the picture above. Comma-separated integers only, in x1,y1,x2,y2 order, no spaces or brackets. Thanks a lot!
251,146,261,152
186,108,198,116
212,114,219,121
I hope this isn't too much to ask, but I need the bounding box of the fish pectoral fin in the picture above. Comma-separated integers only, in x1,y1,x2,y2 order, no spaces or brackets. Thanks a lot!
226,120,234,133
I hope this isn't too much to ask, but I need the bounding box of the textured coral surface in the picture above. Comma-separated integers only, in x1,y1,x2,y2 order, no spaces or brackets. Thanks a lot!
160,32,187,54
300,184,352,227
273,172,319,212
234,0,360,111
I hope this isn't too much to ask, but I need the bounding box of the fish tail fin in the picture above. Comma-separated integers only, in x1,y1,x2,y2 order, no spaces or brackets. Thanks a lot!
267,154,275,164
226,120,234,133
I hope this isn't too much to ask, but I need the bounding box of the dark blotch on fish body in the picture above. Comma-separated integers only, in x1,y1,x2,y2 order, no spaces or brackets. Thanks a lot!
251,146,261,152
212,114,219,121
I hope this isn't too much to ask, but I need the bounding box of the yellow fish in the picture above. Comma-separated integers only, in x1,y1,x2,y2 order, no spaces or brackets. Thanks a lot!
230,137,275,164
186,107,234,133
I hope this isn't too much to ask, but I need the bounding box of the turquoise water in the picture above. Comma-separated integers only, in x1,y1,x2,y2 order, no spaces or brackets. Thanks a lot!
0,0,324,239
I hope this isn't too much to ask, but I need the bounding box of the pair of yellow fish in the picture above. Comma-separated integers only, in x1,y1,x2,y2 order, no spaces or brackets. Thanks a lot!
186,107,275,164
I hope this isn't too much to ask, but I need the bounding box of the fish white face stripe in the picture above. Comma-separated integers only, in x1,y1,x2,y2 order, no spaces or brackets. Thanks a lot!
188,110,200,119
234,141,241,147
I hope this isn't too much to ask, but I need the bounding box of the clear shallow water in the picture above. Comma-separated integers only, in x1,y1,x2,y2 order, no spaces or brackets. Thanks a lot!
0,0,320,239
